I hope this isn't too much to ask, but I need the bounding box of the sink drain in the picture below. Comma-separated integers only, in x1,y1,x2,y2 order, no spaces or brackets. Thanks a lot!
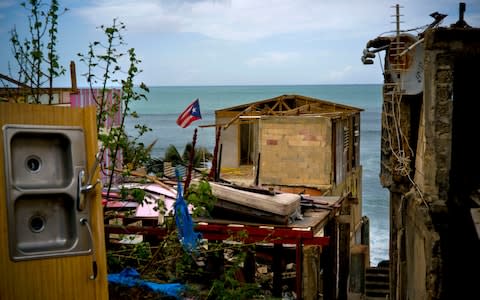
29,215,46,233
25,155,42,173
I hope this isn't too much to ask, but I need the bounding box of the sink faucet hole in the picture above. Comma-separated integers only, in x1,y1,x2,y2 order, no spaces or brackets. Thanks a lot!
25,156,42,173
29,215,46,233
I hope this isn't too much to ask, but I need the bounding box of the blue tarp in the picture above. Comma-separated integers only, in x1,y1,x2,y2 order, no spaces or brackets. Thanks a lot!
175,168,201,253
108,267,184,299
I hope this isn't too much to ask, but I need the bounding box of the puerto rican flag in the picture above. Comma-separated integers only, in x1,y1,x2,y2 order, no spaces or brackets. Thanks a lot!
176,98,202,128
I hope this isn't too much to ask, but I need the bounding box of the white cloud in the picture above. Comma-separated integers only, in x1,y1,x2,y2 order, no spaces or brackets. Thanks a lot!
3,0,479,85
327,65,353,82
76,0,438,41
75,1,185,32
246,51,299,67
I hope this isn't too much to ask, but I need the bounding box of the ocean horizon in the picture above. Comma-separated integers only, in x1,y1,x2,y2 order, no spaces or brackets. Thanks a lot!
126,83,390,266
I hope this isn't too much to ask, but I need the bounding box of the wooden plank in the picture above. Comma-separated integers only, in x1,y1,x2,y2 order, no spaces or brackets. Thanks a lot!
195,208,330,233
82,105,109,300
294,210,330,234
338,206,351,300
223,104,255,129
0,73,31,88
104,223,330,246
212,200,291,225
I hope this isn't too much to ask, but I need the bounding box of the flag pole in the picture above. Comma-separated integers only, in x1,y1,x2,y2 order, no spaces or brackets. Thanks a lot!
184,128,197,196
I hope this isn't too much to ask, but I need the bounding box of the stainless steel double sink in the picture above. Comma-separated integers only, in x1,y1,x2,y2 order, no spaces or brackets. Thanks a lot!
3,124,92,261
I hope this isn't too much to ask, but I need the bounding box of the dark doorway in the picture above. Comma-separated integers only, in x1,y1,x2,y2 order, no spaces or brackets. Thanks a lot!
240,122,255,165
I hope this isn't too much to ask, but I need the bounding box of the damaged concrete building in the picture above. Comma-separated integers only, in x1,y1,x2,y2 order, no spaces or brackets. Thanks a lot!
214,94,369,299
363,3,480,299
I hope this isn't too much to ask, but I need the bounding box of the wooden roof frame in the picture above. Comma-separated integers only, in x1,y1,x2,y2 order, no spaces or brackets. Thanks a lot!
218,94,363,129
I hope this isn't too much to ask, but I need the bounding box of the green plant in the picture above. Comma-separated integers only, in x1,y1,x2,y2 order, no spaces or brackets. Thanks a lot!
207,246,261,300
186,178,216,218
119,186,146,204
164,144,184,166
78,18,152,191
106,242,152,274
145,157,165,177
7,0,67,103
164,143,212,168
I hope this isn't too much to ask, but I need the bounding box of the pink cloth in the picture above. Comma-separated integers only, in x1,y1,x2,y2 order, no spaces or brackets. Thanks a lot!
70,88,123,184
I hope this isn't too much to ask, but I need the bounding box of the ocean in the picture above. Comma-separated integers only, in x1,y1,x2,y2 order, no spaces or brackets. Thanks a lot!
125,84,389,266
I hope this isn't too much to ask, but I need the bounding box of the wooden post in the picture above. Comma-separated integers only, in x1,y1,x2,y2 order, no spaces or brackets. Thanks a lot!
243,247,256,283
254,152,260,186
208,126,221,181
361,215,370,247
272,243,283,298
361,215,370,267
322,218,338,299
70,61,77,92
216,144,223,182
295,240,303,299
302,245,322,300
338,206,351,300
184,128,197,194
206,240,225,281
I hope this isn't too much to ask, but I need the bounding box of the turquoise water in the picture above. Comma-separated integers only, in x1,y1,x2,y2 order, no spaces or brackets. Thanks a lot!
125,84,389,266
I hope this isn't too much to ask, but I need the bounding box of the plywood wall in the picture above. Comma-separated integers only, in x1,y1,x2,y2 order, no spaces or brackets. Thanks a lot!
0,103,108,300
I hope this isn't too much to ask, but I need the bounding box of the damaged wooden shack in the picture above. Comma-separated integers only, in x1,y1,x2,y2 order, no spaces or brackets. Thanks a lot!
208,94,369,299
106,94,370,299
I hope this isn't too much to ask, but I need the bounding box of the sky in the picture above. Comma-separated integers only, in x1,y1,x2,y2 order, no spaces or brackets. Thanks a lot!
1,0,479,87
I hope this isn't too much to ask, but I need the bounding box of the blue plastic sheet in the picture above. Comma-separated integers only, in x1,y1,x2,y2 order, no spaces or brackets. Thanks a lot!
175,168,201,253
108,267,184,299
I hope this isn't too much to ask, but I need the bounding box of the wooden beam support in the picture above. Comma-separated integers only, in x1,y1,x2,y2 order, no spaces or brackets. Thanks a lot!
0,73,31,88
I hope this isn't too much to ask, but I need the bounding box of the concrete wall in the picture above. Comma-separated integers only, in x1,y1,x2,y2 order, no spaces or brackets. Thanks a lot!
258,115,332,189
386,27,480,300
